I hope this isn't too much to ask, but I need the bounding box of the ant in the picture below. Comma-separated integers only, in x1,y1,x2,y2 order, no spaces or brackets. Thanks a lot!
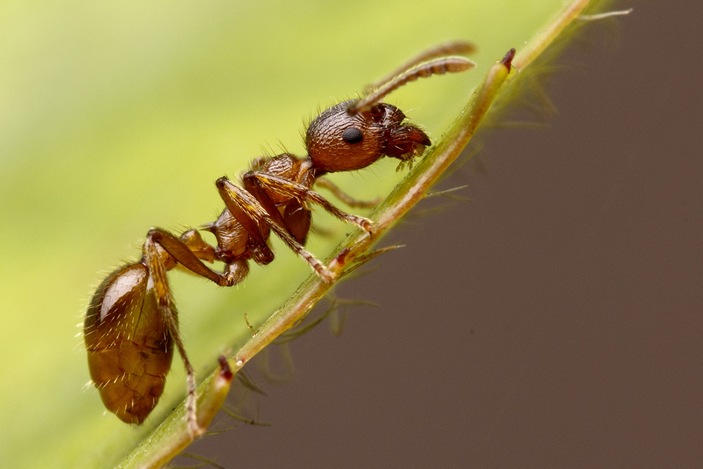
83,41,475,436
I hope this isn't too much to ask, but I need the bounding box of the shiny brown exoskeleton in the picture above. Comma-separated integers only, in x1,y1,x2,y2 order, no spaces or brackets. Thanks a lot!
84,41,475,435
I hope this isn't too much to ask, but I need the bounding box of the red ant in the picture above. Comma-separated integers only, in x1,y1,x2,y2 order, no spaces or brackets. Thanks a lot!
83,41,475,435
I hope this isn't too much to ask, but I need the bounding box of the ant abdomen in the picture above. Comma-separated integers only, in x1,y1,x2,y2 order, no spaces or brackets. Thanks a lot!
84,262,173,424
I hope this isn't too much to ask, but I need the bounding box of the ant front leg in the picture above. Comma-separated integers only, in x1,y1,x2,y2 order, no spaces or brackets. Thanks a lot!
314,177,382,209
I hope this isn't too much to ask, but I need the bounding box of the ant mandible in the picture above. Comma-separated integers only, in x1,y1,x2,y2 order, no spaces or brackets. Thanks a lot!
84,41,475,436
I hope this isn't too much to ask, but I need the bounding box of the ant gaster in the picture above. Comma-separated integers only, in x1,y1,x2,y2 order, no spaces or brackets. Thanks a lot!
83,41,475,435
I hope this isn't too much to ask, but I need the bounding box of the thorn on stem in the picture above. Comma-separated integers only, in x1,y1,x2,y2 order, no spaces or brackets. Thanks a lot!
218,355,233,382
501,48,516,70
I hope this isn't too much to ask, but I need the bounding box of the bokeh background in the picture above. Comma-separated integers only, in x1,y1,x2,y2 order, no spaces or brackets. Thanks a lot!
2,0,701,467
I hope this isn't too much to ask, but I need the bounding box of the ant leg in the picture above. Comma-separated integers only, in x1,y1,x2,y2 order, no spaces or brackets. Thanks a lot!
243,171,373,232
146,228,245,287
314,177,381,209
143,232,201,436
142,229,249,436
215,177,334,282
180,229,217,263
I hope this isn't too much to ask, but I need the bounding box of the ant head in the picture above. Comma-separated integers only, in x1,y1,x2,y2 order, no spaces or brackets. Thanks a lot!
306,51,475,174
305,100,430,173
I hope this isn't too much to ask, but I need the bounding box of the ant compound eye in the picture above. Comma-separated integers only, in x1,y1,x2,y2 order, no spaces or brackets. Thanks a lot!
342,127,363,144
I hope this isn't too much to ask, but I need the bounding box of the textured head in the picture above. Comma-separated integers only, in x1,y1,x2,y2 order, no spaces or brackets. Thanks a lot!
305,100,430,173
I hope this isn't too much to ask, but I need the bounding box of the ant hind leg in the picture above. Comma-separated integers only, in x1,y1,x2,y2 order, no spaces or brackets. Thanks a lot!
141,227,250,436
143,230,201,436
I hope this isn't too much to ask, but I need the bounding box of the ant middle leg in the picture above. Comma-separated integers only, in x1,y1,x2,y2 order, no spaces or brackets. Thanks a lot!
243,171,373,232
215,176,334,282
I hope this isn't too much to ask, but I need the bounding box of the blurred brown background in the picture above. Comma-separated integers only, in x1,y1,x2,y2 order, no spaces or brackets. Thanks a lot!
186,2,703,467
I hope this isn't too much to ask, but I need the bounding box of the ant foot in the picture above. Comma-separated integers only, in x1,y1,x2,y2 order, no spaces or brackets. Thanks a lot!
334,248,351,266
353,216,373,233
187,418,205,439
315,265,335,283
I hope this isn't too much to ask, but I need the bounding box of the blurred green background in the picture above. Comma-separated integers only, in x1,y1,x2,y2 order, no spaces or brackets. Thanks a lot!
0,0,566,466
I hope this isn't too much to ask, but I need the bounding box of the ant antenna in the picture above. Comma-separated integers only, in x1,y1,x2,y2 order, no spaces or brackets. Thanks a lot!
349,41,476,115
367,40,476,91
